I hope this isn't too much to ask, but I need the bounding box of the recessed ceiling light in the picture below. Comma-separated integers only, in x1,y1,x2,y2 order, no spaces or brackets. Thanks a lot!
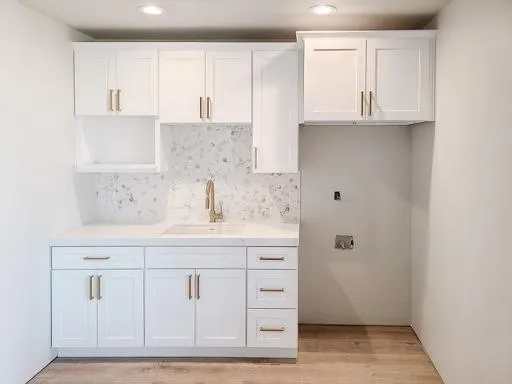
309,5,337,15
138,4,164,15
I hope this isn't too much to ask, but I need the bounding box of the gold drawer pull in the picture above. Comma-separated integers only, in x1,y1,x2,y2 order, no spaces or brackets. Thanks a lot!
260,327,285,332
259,256,285,261
88,275,94,301
83,256,111,261
188,274,193,300
260,288,285,293
97,274,103,300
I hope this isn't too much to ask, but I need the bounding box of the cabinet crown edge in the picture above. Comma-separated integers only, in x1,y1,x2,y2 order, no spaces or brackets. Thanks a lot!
296,30,438,42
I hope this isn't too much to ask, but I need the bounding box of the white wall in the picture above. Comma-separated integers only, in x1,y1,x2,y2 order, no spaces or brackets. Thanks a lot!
0,1,90,383
412,0,512,383
299,125,411,325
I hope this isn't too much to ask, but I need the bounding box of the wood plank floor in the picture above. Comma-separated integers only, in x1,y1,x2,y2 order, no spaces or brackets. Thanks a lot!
31,325,443,384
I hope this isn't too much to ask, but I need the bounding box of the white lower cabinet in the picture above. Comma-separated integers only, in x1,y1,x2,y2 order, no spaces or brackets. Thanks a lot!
247,309,298,348
145,269,196,347
195,269,246,347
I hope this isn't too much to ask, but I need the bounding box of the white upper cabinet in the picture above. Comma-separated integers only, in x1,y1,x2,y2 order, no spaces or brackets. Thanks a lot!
299,31,436,124
206,51,252,123
366,38,433,122
145,269,195,347
74,45,158,116
253,49,299,173
195,269,246,347
303,38,367,122
159,49,252,124
159,50,206,124
97,270,144,348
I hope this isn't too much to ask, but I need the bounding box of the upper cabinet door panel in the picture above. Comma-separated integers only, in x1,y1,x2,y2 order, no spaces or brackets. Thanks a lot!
206,51,252,123
159,50,206,123
304,38,367,122
253,50,299,173
366,38,433,122
74,48,115,116
116,49,158,116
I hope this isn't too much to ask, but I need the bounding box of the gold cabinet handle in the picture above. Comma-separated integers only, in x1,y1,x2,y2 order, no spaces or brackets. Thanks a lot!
254,147,258,170
97,274,103,300
188,274,193,300
108,89,114,112
260,288,285,293
83,256,111,261
259,256,285,261
361,91,364,117
88,275,94,301
196,274,200,300
199,97,204,119
260,327,285,332
116,89,122,112
206,97,212,119
369,91,373,116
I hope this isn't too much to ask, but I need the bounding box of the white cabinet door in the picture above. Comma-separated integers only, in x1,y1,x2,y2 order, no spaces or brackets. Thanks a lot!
145,269,195,347
195,270,246,347
74,47,115,116
253,50,299,173
206,51,252,123
97,270,144,348
304,38,367,122
116,49,158,116
52,270,97,348
366,38,433,122
159,51,206,123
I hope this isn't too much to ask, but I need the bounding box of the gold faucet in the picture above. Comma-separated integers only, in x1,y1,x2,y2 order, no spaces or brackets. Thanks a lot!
205,180,223,223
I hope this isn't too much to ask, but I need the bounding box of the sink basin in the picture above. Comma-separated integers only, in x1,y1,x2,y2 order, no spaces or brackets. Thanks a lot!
162,224,247,236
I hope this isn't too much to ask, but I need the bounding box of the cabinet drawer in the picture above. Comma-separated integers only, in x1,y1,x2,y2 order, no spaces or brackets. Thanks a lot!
248,270,298,309
52,247,144,270
248,247,298,270
247,309,298,348
146,247,246,269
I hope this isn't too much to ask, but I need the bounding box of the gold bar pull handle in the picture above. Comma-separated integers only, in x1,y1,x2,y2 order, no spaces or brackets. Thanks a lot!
196,274,200,300
116,89,122,112
97,274,103,300
200,97,204,119
260,327,285,332
254,147,258,170
259,256,285,261
360,91,364,117
108,89,114,112
88,275,94,301
260,288,285,293
369,91,373,116
83,256,111,261
206,97,212,119
188,274,192,300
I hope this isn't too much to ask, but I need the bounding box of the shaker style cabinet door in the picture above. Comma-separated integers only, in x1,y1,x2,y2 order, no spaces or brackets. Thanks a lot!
145,269,196,347
195,269,246,347
366,38,433,122
116,49,158,116
303,38,367,122
253,50,299,173
97,270,144,348
159,50,206,123
74,47,115,116
205,51,252,123
52,270,98,348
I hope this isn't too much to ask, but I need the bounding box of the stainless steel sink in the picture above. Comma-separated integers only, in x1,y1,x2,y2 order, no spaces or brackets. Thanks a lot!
162,224,247,235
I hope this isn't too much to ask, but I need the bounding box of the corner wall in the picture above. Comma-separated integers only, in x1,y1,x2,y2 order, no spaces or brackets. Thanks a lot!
0,1,90,382
411,0,512,383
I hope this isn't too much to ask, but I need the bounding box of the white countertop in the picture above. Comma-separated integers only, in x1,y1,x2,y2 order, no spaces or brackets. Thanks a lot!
50,221,300,247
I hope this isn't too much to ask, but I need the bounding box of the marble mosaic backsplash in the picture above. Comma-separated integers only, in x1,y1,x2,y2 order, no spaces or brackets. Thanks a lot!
93,124,300,223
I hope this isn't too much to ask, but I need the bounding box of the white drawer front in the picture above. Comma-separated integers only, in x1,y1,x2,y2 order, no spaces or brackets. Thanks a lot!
146,247,246,269
248,270,298,309
52,247,144,270
247,309,298,348
247,247,298,270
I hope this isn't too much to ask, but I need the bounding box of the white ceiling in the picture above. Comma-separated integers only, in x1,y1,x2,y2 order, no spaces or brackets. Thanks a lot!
19,0,450,40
